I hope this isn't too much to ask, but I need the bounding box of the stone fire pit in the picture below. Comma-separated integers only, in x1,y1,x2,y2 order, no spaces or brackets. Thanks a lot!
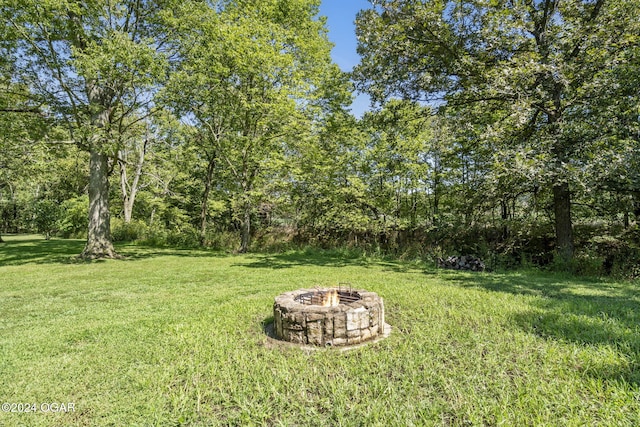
272,287,387,347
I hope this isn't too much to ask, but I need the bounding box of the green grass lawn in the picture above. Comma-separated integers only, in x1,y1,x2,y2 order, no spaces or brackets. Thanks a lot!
1,235,639,426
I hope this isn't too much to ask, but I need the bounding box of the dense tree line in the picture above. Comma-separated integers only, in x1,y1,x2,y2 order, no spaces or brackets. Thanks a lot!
1,0,639,275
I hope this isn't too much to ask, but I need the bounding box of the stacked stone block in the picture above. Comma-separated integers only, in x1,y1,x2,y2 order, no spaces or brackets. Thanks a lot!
273,289,385,346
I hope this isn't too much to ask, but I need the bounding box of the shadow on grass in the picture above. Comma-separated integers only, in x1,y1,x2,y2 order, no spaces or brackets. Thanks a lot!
445,271,640,385
0,236,419,272
117,244,228,262
234,251,369,269
0,235,226,266
0,236,87,266
233,250,426,274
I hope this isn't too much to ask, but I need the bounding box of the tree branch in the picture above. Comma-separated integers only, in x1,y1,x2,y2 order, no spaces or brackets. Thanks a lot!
568,0,606,60
0,107,41,114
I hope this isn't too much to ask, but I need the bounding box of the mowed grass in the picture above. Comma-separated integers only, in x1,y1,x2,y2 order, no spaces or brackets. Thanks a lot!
1,235,639,426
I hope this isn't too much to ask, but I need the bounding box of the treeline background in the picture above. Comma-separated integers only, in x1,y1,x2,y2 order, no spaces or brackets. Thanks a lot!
1,0,639,276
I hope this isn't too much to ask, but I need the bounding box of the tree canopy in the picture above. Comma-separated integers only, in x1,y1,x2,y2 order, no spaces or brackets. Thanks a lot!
354,0,640,261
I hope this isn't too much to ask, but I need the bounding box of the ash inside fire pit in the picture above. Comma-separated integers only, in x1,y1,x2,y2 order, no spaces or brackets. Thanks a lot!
273,287,386,347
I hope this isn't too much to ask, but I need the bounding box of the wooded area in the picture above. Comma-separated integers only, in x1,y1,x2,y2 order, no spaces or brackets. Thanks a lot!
1,0,639,275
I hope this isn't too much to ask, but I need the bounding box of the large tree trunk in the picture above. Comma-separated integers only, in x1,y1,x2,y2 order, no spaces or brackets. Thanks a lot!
548,91,573,262
553,181,573,262
81,150,118,259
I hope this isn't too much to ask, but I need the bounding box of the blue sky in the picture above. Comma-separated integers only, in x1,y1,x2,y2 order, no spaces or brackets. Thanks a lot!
318,0,372,117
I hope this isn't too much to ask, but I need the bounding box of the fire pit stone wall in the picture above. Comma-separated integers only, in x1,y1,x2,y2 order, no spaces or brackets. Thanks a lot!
273,288,385,346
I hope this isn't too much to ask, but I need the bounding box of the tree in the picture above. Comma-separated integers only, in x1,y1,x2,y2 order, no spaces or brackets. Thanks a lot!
354,0,640,261
164,0,339,252
3,0,170,258
0,76,49,242
361,100,435,231
289,109,370,243
117,118,156,224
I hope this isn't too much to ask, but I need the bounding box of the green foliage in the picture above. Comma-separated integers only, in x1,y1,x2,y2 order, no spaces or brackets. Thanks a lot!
110,216,221,249
354,0,640,260
162,0,342,251
162,225,201,248
32,199,61,239
3,0,176,257
2,0,640,272
110,218,149,242
588,231,640,279
4,0,171,152
58,196,89,238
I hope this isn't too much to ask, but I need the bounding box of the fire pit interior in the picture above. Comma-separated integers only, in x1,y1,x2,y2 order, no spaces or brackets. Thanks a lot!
273,286,386,347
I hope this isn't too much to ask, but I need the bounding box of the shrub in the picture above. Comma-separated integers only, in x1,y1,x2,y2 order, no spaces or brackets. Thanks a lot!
58,196,88,238
590,231,640,279
111,218,149,242
139,226,169,247
32,199,61,239
165,225,201,248
202,230,238,251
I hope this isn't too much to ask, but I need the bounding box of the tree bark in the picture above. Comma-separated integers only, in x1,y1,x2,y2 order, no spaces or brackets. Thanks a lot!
81,149,118,259
553,181,573,262
119,155,133,223
500,199,509,240
122,195,133,223
237,158,256,253
119,138,147,224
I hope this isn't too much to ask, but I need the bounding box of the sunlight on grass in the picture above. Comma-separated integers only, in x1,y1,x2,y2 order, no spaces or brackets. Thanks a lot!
1,237,639,426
